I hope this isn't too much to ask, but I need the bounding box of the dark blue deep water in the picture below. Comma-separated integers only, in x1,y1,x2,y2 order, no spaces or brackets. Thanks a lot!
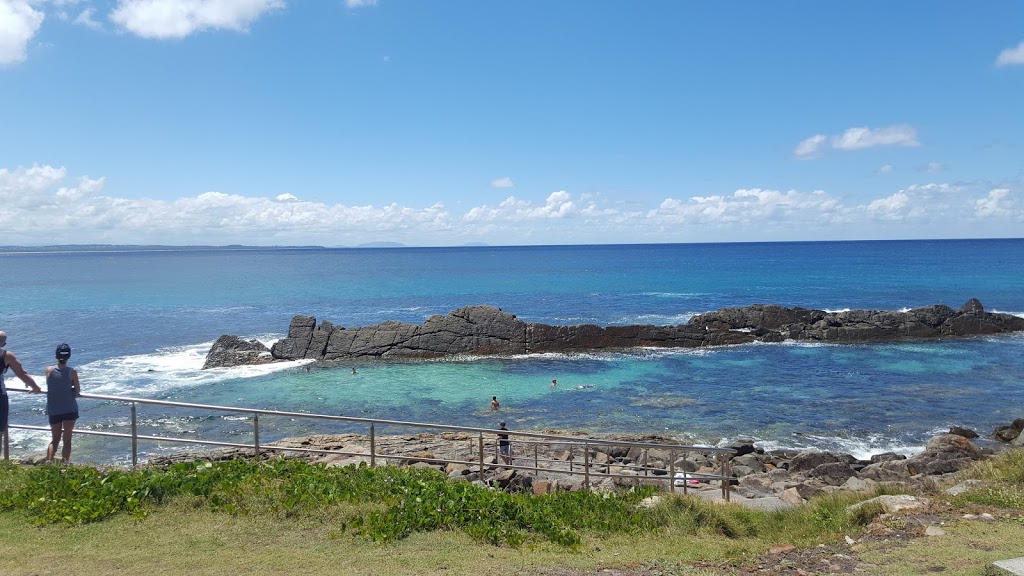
1,239,1022,464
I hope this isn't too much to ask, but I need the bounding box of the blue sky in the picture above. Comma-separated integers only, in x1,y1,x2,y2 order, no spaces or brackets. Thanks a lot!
1,1,1022,247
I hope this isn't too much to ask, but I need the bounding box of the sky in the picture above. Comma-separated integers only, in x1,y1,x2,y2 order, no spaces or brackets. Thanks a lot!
1,1,1022,247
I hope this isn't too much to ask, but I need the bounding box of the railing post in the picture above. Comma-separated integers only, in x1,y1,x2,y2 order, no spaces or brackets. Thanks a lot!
478,432,484,478
253,413,260,459
669,449,676,494
2,428,8,461
722,452,731,502
583,442,590,490
130,402,138,468
685,450,693,495
643,447,649,477
534,443,538,477
370,423,376,467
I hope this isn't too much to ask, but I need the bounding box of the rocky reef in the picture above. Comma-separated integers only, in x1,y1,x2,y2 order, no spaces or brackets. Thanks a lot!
203,298,1024,369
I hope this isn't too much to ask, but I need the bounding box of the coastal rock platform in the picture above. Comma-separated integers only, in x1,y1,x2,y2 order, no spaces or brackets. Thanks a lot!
203,298,1024,368
146,421,1022,510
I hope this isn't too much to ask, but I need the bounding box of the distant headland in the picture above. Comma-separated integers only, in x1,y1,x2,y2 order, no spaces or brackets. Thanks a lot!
203,298,1024,369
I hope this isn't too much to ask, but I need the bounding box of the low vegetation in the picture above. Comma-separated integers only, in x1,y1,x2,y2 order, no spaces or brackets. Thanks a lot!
0,448,1022,575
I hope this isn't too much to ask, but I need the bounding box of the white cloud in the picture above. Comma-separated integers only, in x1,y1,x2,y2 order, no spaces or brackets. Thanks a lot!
795,124,920,160
490,177,514,188
0,164,457,245
464,191,576,222
793,134,827,160
865,192,910,220
861,183,962,221
832,125,919,151
917,161,945,174
996,40,1024,67
55,175,105,202
975,188,1020,218
877,164,894,174
110,0,284,39
0,164,67,201
72,7,102,30
345,0,377,8
0,0,45,65
3,164,1022,246
650,188,843,226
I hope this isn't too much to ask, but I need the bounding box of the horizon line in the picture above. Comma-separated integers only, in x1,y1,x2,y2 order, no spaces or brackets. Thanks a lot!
0,236,1023,253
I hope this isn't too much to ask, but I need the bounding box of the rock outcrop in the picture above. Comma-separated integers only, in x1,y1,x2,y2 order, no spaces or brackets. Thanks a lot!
201,299,1024,368
202,335,273,370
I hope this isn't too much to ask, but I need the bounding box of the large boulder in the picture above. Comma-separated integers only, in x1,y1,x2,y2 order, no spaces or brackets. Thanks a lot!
203,335,273,369
270,315,317,360
861,433,983,479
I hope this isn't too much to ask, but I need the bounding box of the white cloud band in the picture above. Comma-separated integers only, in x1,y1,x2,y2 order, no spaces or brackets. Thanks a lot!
2,164,1020,246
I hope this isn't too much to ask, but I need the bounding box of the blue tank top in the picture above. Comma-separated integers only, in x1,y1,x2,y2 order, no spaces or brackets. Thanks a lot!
46,366,78,415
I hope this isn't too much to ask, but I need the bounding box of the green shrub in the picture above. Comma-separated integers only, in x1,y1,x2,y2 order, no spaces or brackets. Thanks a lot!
954,486,1024,509
0,459,663,548
966,448,1024,485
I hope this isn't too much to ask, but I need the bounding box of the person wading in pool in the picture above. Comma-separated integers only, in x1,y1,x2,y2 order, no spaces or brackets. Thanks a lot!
45,343,80,465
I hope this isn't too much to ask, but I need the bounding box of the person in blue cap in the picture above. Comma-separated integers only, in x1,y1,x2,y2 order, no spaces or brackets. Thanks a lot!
45,343,80,465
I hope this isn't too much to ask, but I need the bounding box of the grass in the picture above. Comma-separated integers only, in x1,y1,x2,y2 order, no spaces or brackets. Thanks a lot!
0,447,1022,575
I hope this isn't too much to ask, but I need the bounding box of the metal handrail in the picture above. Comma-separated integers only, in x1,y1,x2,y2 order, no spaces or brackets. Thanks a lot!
2,387,734,500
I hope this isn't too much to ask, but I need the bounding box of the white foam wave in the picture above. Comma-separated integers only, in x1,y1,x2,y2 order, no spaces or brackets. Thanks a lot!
5,428,48,452
77,340,310,397
440,351,622,363
754,433,924,460
350,306,436,322
433,346,726,363
613,313,695,325
991,309,1024,319
638,292,707,298
548,316,601,324
773,340,838,348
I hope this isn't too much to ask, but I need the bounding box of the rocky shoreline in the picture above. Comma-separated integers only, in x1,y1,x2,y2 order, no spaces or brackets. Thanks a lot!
202,298,1024,368
145,418,1024,510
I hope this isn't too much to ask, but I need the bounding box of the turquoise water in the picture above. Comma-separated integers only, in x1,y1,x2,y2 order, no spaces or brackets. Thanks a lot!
1,239,1022,464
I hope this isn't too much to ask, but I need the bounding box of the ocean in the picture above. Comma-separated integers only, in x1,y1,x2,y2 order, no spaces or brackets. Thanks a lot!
2,239,1022,465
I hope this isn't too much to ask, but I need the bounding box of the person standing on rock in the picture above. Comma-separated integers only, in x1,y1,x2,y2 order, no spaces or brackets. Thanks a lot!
45,343,80,465
498,420,512,465
491,396,500,410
